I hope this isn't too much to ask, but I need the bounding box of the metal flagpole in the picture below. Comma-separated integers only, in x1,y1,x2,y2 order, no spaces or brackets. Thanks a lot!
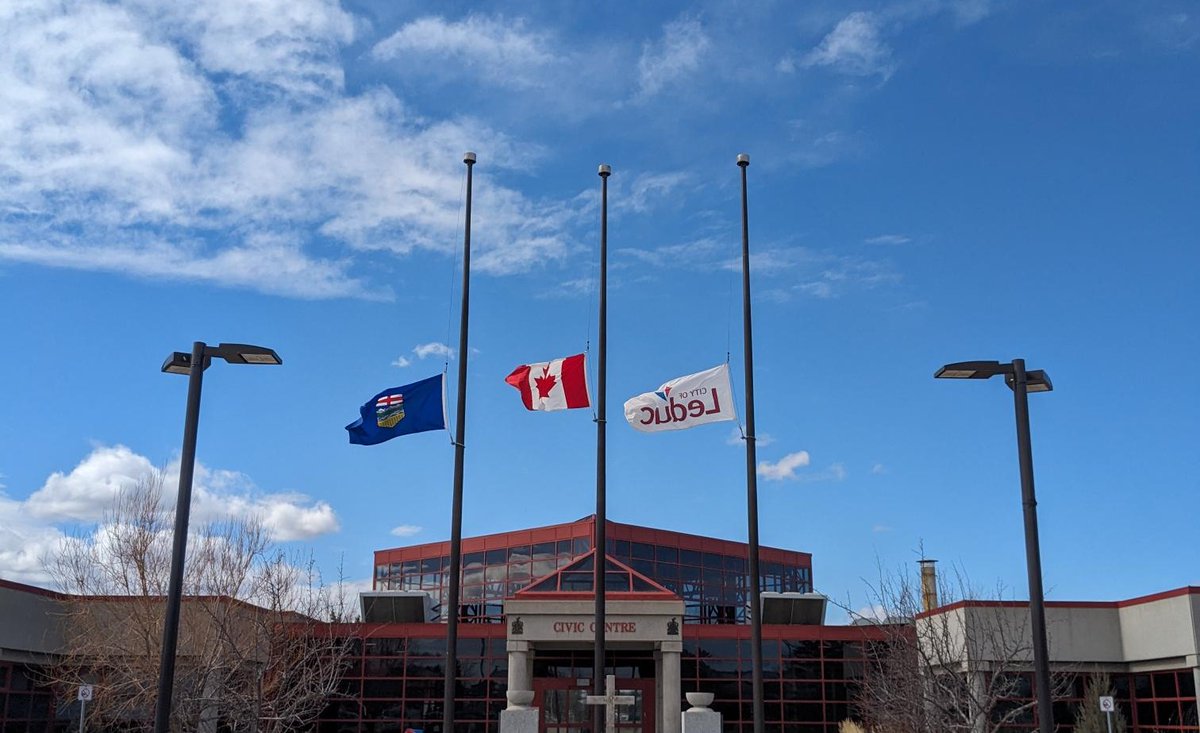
443,151,475,733
737,153,765,733
593,163,611,733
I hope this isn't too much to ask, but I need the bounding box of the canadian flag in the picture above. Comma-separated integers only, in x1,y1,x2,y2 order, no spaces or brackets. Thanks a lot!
505,353,591,411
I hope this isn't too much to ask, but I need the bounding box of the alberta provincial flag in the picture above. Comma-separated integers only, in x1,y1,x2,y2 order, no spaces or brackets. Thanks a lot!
505,353,591,411
346,374,446,445
623,364,737,433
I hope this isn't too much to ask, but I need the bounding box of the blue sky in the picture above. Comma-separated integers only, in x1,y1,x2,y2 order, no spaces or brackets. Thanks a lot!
1,0,1197,620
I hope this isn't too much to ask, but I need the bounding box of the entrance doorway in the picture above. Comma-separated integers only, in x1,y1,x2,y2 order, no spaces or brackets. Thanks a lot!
533,677,655,733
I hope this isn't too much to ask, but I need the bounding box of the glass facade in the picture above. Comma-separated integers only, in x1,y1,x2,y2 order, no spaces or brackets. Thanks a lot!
373,517,812,626
0,662,59,733
318,626,509,733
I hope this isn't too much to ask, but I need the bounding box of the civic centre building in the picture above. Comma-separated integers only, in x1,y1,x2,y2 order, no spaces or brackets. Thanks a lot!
2,515,1199,733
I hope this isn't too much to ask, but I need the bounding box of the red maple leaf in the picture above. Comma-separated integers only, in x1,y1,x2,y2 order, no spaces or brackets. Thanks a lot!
535,366,558,399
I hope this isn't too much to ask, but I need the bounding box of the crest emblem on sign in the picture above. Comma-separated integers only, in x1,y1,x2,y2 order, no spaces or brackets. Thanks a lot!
375,393,405,428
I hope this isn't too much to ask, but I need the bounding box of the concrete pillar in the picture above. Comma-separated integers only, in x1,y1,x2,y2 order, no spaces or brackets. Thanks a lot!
655,649,664,733
661,641,683,733
507,640,532,694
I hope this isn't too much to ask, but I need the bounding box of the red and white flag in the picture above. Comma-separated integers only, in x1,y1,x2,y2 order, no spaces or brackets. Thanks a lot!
505,354,591,411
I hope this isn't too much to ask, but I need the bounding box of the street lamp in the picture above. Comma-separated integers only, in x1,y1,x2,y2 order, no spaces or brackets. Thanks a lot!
935,358,1055,733
154,342,281,733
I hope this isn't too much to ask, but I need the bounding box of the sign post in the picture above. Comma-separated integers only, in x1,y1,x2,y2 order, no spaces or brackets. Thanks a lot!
586,674,636,733
1099,695,1115,733
78,685,93,733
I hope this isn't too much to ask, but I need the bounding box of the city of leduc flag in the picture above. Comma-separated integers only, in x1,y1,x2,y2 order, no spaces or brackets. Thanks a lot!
346,374,446,446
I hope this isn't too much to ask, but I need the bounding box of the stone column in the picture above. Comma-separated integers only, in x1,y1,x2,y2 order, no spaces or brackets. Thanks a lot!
660,641,683,733
507,640,532,695
654,649,664,733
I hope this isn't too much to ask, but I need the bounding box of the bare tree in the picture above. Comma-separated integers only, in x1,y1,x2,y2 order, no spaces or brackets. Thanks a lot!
45,470,353,733
846,562,1073,733
1072,673,1127,733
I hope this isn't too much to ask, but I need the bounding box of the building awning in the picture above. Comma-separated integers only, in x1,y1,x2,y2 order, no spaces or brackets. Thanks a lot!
761,592,827,625
359,591,436,623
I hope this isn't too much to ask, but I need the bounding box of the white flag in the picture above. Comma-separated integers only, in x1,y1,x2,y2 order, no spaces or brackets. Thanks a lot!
623,364,737,433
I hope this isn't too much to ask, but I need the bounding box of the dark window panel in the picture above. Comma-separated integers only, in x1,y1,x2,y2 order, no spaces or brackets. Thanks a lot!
630,542,655,561
656,545,679,563
1153,671,1179,697
680,549,702,566
1178,671,1196,697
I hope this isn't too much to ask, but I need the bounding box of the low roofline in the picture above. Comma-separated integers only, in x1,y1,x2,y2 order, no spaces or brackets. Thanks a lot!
0,577,68,599
916,585,1200,618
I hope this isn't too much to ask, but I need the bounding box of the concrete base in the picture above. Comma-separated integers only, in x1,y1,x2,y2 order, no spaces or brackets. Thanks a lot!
681,707,721,733
499,707,539,733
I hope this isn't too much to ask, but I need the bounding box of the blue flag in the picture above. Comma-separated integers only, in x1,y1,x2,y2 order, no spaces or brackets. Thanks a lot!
346,374,446,445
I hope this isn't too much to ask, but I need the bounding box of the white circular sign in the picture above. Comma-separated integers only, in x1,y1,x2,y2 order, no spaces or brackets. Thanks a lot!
78,685,94,702
1099,696,1115,712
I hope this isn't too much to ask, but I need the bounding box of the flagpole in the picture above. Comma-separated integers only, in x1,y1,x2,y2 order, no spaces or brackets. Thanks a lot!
443,151,475,733
737,153,765,733
593,163,611,730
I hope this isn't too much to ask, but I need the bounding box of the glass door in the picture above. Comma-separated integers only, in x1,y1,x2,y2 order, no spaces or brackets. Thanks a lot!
533,677,655,733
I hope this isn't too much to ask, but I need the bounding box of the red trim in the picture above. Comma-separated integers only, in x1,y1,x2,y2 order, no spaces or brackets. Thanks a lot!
374,516,814,572
0,578,67,599
916,586,1200,619
513,550,681,600
683,622,896,641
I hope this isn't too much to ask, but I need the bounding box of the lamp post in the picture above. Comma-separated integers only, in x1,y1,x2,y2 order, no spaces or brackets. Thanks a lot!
934,358,1054,733
155,342,282,733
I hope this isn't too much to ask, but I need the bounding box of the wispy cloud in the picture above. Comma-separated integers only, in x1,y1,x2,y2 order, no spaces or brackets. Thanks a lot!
871,463,887,475
865,234,911,245
636,16,711,98
0,2,585,298
390,524,423,538
372,14,556,89
801,12,896,79
391,356,412,368
413,342,456,360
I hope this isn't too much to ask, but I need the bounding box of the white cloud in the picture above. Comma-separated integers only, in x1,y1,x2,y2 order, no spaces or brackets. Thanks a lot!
871,463,887,475
0,2,583,298
390,524,423,538
757,451,811,480
865,234,911,245
802,12,896,79
872,524,894,533
372,14,555,88
636,16,711,98
392,355,413,368
413,342,456,360
757,453,847,483
855,603,890,621
4,445,341,585
0,493,72,586
25,445,156,521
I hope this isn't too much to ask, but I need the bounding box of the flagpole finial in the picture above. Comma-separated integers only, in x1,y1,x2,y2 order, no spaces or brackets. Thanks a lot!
736,153,750,167
463,152,477,164
598,164,611,177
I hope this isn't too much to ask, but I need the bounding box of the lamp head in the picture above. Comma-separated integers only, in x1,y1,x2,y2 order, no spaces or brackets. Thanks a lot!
214,343,282,366
161,352,194,375
934,361,1008,380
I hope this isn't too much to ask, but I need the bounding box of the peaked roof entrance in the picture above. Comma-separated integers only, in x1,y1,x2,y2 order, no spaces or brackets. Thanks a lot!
513,550,679,600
